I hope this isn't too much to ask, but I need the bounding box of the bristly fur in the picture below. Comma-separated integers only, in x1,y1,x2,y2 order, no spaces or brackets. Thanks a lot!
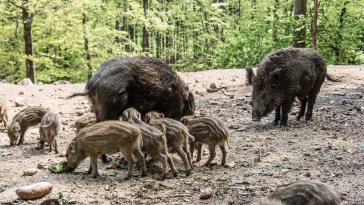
73,56,195,122
251,48,326,127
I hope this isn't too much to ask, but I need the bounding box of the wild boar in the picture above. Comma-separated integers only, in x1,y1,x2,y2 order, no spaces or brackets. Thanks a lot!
7,106,48,146
70,56,195,122
251,48,326,127
180,116,231,166
144,111,194,176
122,108,178,179
39,112,60,154
66,120,147,179
0,99,9,127
268,180,341,205
249,198,284,205
74,113,96,134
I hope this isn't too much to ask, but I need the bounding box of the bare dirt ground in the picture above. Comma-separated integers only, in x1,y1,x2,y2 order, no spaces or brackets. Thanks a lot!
0,65,363,205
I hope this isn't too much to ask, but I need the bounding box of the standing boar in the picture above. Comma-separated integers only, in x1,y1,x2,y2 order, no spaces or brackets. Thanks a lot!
66,120,147,179
180,116,231,166
7,106,48,146
0,99,9,127
74,113,96,134
251,48,326,127
39,112,60,154
144,111,194,176
70,56,195,122
122,108,178,179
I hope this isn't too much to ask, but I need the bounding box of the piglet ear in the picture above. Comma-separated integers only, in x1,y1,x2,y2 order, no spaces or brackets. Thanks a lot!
15,122,20,130
180,117,188,125
159,113,164,118
70,141,76,153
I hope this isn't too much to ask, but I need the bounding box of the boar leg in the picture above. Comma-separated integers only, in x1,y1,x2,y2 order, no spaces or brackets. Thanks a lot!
54,137,58,154
296,97,307,121
280,99,294,128
273,107,281,125
122,152,135,180
204,144,217,166
189,141,196,161
183,146,193,170
305,90,319,122
164,147,178,177
133,149,147,177
196,144,203,162
90,155,99,178
151,152,169,180
219,144,227,166
18,131,26,145
175,146,191,176
101,154,111,163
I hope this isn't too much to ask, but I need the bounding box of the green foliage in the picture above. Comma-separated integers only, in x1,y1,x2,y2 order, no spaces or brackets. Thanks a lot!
0,0,363,83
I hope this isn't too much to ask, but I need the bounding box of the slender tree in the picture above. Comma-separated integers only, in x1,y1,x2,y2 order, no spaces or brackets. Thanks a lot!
312,0,318,50
293,0,307,48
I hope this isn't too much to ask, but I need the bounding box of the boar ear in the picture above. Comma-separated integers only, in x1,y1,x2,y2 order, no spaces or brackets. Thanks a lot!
180,117,188,125
267,68,284,87
138,113,141,119
158,113,164,118
70,141,76,153
15,122,20,130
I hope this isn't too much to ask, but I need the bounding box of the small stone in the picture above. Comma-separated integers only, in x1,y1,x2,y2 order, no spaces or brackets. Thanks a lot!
304,172,311,177
224,161,236,168
16,182,53,200
200,188,213,200
58,151,66,157
24,168,38,176
37,163,47,169
15,97,27,107
17,78,33,85
209,100,222,105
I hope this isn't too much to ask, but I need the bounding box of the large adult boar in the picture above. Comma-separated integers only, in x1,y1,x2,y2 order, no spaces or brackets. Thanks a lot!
7,106,48,146
71,56,195,122
251,48,326,127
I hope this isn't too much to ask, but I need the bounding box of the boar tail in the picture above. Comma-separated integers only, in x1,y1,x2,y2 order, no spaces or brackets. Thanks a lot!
0,106,4,115
68,92,88,99
40,121,55,128
185,130,195,142
160,124,167,137
226,133,231,148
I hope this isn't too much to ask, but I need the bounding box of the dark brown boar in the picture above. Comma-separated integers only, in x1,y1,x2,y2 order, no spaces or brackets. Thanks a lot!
74,113,96,134
0,99,9,127
144,111,194,176
251,48,326,127
7,106,48,146
180,116,231,166
268,180,341,205
70,56,195,122
122,108,178,180
39,112,60,154
66,120,146,179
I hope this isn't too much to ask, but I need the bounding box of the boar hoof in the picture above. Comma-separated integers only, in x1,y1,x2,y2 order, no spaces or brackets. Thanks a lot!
101,154,111,163
92,173,99,178
161,173,167,180
124,175,131,180
272,120,279,126
304,116,311,122
172,171,178,177
185,169,191,177
296,116,302,121
141,172,147,177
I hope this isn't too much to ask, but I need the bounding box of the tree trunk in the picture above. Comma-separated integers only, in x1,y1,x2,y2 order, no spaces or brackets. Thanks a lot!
142,0,149,52
83,13,93,79
292,0,307,48
22,0,36,83
312,0,318,50
272,0,279,43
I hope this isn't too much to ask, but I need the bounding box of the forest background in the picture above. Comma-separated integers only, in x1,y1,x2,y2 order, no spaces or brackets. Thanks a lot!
0,0,363,83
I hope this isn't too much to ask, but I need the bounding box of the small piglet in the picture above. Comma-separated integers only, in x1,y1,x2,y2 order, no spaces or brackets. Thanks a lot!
7,106,48,146
180,116,231,166
66,120,146,179
74,113,96,134
122,108,177,179
268,180,341,205
144,111,194,176
0,99,9,127
39,112,60,154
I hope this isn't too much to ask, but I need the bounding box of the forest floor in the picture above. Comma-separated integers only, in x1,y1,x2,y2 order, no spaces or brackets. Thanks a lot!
0,65,363,205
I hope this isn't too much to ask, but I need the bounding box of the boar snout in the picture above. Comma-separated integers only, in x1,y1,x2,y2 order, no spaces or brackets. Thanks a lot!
65,165,75,172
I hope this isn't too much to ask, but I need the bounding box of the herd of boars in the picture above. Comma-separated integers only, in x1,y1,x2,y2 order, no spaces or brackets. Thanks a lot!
0,48,341,204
